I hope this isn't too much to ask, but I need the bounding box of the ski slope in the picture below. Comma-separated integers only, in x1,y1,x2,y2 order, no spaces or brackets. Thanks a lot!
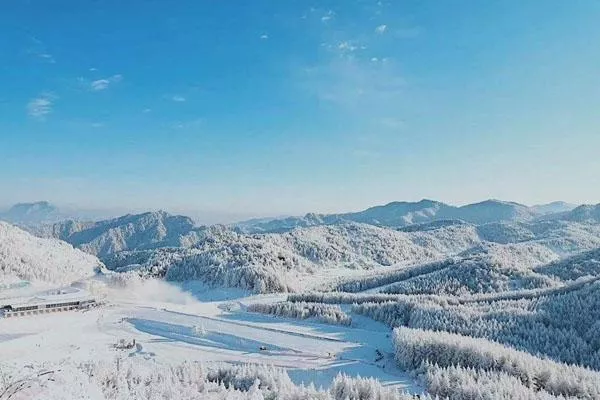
0,279,419,393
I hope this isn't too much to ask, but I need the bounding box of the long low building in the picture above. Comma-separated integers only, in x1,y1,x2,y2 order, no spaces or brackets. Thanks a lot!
0,286,97,318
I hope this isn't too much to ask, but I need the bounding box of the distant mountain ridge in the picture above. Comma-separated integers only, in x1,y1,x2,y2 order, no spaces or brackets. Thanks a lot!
7,199,599,294
21,200,600,265
234,199,587,233
0,201,128,226
0,201,63,225
531,201,577,215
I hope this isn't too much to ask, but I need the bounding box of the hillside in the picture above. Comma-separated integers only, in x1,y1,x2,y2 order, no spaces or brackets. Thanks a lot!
90,211,600,294
37,211,197,257
562,203,600,223
0,221,102,285
101,223,483,292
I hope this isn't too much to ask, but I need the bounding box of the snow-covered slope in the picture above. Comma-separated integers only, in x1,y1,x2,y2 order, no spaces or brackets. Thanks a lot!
233,213,339,234
560,203,600,223
38,211,197,257
534,247,600,280
0,221,102,284
97,215,600,294
370,241,560,296
103,223,483,292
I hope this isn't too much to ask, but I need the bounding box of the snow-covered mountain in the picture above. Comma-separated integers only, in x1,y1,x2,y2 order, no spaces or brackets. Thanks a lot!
531,201,577,215
448,199,536,225
100,222,483,292
36,211,197,258
0,201,63,226
0,221,102,285
341,199,452,227
233,213,339,234
22,201,600,293
560,203,600,223
15,199,600,295
98,217,600,293
234,199,556,233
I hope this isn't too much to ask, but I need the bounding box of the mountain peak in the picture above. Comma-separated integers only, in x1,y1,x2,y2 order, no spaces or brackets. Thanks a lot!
466,199,528,208
9,200,56,211
531,201,578,215
1,201,62,225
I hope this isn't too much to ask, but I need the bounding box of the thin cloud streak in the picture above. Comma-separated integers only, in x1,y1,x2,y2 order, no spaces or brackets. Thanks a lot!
90,74,123,91
27,93,56,120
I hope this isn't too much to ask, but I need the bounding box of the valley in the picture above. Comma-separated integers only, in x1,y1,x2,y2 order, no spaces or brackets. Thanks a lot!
1,199,600,399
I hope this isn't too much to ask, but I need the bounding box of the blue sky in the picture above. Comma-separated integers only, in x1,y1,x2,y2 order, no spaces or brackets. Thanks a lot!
1,1,599,220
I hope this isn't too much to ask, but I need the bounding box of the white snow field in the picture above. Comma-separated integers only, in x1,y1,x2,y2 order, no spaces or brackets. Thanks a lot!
0,278,420,399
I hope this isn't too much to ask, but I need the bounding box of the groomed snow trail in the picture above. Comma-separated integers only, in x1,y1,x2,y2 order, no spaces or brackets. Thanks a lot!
0,281,420,393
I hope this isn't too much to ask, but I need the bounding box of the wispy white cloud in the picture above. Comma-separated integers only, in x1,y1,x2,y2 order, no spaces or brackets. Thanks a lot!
171,95,186,102
90,74,123,91
260,34,269,40
338,41,358,53
299,57,404,107
298,28,401,108
27,36,56,64
37,53,56,63
294,5,407,135
91,79,110,91
27,93,56,120
375,24,387,34
321,10,335,22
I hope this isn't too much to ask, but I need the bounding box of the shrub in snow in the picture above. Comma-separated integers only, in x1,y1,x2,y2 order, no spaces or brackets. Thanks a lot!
424,363,564,400
289,291,447,306
247,301,352,326
329,373,419,400
192,324,207,336
2,358,424,400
